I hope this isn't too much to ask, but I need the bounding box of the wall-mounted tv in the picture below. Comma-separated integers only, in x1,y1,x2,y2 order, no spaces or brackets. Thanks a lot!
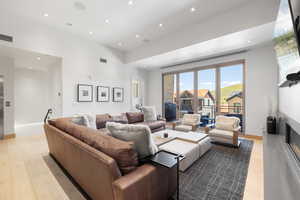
273,0,300,85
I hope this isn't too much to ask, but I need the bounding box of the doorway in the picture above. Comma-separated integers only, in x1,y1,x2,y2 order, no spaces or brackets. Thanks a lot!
0,76,3,139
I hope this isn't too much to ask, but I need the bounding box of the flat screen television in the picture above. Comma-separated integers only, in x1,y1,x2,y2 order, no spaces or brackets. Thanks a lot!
273,0,300,85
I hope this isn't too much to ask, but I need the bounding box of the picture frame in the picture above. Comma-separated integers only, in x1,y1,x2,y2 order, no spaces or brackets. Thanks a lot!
97,86,110,102
113,87,124,102
77,84,93,102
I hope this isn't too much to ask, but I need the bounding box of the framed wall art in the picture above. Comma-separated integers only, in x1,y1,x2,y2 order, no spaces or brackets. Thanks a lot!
77,84,93,102
97,86,110,102
113,87,124,102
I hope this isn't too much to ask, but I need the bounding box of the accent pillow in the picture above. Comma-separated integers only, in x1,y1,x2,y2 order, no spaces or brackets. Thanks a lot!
84,114,97,129
106,122,158,159
126,112,144,123
141,106,157,122
72,114,97,129
111,113,129,124
96,114,112,129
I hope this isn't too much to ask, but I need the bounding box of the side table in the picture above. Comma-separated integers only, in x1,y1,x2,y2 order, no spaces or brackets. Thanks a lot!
144,150,184,200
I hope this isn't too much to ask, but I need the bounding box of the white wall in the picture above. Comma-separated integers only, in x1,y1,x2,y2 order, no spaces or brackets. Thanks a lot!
14,66,62,126
279,84,300,123
146,44,278,136
0,56,14,136
0,14,148,122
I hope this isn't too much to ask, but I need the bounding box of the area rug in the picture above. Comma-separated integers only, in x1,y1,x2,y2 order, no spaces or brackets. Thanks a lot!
176,139,253,200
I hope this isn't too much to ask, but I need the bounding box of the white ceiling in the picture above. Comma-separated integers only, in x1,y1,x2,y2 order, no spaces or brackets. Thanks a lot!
0,45,61,71
0,0,250,51
132,22,275,69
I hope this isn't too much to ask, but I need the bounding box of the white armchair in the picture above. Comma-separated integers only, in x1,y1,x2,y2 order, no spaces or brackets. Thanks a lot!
205,115,241,147
172,114,201,132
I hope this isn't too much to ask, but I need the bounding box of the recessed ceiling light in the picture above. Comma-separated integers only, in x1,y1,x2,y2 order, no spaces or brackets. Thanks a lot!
105,19,110,24
159,23,163,27
37,57,41,60
247,40,251,43
190,7,196,12
118,42,123,46
128,1,133,6
135,34,140,38
43,13,49,17
89,31,93,35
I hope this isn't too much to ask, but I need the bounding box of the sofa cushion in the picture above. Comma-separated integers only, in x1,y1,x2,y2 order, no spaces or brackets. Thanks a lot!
141,106,157,122
136,121,166,131
106,122,158,159
96,114,112,129
52,118,139,175
126,112,144,124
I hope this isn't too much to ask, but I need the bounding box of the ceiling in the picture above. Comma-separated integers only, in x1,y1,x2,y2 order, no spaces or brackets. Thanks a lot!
0,45,61,71
132,22,275,69
0,0,250,51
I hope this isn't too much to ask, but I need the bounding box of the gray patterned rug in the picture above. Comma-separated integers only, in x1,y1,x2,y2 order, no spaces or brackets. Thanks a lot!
176,139,253,200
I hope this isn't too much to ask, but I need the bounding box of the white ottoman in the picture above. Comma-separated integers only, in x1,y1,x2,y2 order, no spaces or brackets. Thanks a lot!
198,137,212,157
159,139,200,172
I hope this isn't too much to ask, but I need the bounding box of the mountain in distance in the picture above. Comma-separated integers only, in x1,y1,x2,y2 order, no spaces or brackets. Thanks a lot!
211,84,243,104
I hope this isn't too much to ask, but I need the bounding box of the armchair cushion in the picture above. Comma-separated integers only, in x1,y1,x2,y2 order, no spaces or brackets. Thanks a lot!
209,129,234,139
175,125,193,132
182,114,201,126
215,116,240,131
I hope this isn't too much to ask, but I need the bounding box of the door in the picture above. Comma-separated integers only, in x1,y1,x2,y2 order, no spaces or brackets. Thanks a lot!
178,72,194,118
219,64,244,131
163,74,178,121
197,69,216,120
0,76,4,139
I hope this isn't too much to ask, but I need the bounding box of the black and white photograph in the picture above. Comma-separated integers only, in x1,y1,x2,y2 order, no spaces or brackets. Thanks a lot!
97,86,110,102
77,84,93,102
112,87,124,102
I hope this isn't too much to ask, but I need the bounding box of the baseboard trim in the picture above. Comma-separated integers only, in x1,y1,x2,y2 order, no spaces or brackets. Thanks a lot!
3,133,16,140
240,134,263,140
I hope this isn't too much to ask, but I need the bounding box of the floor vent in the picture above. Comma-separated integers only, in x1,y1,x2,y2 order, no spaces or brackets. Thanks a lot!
0,34,13,42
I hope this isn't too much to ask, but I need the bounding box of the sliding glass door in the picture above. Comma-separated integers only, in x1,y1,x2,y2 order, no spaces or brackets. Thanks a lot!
162,60,245,132
197,69,216,119
219,64,244,131
163,74,178,121
178,72,194,118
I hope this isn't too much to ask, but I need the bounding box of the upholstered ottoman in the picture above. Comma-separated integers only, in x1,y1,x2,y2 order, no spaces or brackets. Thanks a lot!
198,137,211,157
159,139,200,172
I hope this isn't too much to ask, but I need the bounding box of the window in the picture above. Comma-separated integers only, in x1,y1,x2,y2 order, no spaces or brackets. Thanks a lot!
233,103,241,113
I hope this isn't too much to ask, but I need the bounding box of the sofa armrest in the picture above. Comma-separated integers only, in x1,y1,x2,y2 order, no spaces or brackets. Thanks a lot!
113,164,156,200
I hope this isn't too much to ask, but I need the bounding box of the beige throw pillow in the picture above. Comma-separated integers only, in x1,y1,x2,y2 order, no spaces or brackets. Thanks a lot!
106,122,158,158
141,106,157,122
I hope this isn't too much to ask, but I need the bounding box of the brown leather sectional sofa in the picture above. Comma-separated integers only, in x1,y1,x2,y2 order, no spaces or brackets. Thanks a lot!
44,113,176,200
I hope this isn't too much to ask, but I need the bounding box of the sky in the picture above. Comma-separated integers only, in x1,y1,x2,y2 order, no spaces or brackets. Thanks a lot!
179,64,243,91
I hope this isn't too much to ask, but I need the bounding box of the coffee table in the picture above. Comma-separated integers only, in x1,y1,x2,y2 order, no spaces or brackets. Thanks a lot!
153,129,211,171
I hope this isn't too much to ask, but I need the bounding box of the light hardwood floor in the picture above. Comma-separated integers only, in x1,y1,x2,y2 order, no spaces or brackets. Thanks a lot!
0,127,263,200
